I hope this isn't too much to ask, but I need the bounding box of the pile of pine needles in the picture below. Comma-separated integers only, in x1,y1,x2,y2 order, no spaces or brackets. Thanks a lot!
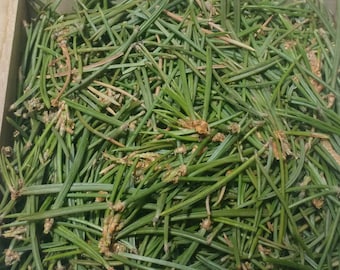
1,0,340,269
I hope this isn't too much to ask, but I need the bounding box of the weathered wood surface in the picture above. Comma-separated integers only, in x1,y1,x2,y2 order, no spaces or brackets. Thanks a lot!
0,0,27,144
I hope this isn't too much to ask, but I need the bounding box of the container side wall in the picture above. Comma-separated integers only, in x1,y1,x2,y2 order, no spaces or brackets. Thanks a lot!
0,0,27,145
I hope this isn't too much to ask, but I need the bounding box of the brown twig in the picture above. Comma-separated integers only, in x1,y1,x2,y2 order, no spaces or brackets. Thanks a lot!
51,39,72,107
